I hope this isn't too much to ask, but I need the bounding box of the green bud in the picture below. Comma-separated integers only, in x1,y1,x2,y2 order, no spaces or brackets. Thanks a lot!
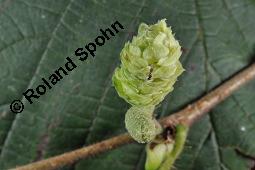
112,19,184,106
158,125,189,170
125,106,162,143
145,142,174,170
145,125,189,170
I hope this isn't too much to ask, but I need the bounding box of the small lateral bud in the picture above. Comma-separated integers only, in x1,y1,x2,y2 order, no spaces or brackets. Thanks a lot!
145,142,174,170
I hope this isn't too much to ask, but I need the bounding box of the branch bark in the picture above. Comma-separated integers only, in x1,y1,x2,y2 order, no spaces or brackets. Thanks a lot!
13,63,255,170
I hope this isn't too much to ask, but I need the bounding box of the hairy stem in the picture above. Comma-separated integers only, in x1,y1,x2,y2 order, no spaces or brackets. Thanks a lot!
13,63,255,170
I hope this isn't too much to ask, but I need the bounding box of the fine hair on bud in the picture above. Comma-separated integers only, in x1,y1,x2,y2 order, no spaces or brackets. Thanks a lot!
125,106,160,143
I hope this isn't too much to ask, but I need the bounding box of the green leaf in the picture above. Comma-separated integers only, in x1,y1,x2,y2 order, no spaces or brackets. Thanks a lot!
0,0,255,170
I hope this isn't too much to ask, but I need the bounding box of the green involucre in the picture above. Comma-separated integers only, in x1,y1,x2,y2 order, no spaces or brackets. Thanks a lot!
112,19,184,106
112,19,184,143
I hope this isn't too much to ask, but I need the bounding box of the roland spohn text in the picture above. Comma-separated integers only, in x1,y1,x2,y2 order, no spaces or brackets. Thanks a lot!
10,21,124,113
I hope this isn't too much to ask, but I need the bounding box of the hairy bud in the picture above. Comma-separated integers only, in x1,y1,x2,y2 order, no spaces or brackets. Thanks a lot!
125,106,162,143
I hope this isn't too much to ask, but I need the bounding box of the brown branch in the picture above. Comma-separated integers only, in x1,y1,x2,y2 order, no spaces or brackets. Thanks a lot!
161,62,255,127
13,63,255,170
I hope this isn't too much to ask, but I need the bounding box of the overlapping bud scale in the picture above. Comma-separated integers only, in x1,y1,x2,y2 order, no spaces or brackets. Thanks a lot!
112,19,184,106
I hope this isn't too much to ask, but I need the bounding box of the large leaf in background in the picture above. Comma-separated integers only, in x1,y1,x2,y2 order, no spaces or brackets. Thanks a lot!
0,0,255,169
